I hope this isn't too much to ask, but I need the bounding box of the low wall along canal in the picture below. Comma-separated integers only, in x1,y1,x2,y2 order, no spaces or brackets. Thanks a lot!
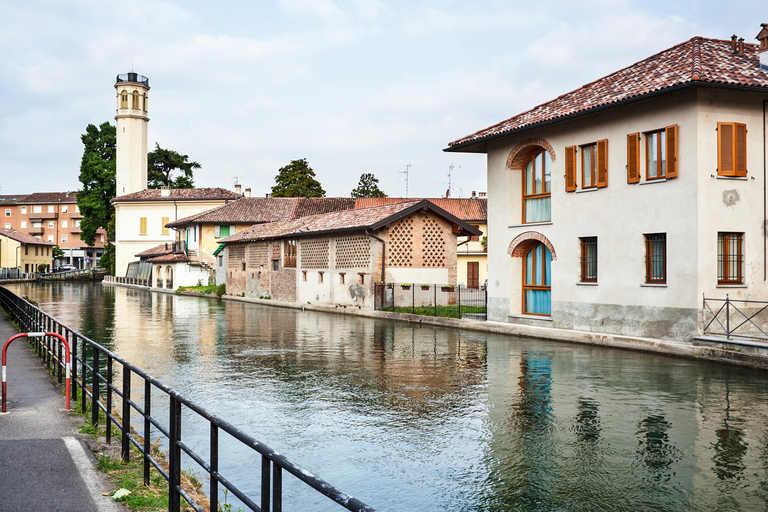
5,281,768,511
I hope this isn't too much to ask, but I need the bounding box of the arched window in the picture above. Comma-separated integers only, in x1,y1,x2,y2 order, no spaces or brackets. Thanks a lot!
132,90,140,109
523,243,551,315
523,149,551,223
143,93,148,112
121,91,128,109
155,265,163,287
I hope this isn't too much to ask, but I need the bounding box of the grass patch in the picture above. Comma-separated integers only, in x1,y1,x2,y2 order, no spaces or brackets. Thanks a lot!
381,304,486,319
177,284,226,297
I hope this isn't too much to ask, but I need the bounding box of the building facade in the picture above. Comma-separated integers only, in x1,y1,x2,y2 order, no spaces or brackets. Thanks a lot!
447,33,768,340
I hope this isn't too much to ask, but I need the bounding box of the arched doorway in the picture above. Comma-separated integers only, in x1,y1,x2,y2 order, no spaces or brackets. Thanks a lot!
523,243,551,316
165,266,173,289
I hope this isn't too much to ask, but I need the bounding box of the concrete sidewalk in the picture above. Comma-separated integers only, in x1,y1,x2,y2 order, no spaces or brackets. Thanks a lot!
0,316,127,512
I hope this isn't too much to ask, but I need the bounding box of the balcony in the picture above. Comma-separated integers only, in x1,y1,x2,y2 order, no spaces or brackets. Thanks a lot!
28,227,43,235
28,213,57,221
116,73,149,86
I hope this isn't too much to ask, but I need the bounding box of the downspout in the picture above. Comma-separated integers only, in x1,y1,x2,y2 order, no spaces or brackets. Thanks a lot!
365,229,386,284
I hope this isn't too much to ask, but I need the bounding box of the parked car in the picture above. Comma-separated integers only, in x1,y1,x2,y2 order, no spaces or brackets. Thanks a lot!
55,264,77,272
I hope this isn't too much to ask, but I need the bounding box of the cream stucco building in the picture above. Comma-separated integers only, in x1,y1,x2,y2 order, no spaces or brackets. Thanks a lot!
446,31,768,340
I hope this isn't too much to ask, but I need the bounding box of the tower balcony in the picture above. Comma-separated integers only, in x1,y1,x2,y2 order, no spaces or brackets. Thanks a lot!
116,73,149,86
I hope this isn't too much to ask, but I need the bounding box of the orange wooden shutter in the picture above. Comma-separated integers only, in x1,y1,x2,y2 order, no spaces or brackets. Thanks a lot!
565,146,577,192
596,139,608,188
627,133,640,183
735,123,747,177
718,122,735,176
665,125,678,178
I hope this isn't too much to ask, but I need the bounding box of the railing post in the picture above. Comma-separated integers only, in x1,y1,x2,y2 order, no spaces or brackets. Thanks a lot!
261,454,271,512
122,364,130,462
274,465,283,512
106,359,113,444
726,294,730,340
412,284,415,314
169,396,182,512
210,424,218,512
144,380,151,486
91,345,99,426
458,284,462,318
71,332,78,401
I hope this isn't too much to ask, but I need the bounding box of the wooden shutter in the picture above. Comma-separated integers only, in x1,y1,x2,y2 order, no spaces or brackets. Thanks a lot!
467,261,479,289
627,133,640,183
565,145,577,192
665,124,678,178
718,122,735,176
735,123,747,177
596,139,608,188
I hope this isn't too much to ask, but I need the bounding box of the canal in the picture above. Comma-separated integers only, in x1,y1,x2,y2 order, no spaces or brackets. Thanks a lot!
5,281,768,511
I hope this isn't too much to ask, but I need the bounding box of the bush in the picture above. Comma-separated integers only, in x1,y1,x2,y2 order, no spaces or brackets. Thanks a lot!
215,284,226,296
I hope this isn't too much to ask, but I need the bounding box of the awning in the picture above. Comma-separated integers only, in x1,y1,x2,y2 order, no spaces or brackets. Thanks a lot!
212,243,226,256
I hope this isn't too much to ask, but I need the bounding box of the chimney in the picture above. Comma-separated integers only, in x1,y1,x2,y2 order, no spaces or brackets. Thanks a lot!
731,34,738,52
470,190,477,200
739,37,745,55
757,23,768,70
160,186,171,197
478,191,487,198
235,184,242,195
245,188,251,197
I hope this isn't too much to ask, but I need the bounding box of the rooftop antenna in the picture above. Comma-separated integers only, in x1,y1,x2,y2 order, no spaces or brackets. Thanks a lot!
399,163,411,198
232,176,243,187
446,163,461,198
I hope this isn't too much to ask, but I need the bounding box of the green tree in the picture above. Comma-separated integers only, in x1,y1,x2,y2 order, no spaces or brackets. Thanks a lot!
77,122,116,273
271,158,326,197
147,143,200,189
52,246,65,259
351,173,386,198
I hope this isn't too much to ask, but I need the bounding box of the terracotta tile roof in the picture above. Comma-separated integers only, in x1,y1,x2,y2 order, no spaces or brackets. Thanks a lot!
0,228,56,246
222,200,482,243
18,192,79,204
165,197,358,227
354,197,486,222
146,252,189,263
112,188,241,202
135,243,176,257
448,37,768,150
292,197,356,218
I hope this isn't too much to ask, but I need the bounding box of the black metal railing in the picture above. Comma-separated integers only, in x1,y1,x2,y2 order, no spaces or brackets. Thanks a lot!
0,286,376,512
374,282,487,320
702,295,768,341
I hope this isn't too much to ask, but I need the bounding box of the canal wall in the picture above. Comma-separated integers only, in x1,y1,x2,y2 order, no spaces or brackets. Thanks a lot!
102,280,768,370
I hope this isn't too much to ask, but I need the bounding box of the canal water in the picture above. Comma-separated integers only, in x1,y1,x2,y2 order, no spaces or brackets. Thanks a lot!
6,282,768,512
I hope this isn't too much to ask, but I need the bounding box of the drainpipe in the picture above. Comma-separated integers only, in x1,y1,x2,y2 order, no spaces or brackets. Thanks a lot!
365,229,386,284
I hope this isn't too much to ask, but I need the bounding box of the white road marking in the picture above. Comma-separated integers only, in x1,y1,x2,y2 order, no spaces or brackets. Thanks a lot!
62,436,126,512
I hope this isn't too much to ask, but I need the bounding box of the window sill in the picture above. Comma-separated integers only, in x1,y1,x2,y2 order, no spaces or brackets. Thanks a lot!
577,282,599,286
639,178,668,185
715,175,748,181
509,314,553,322
576,188,598,194
716,284,747,288
509,222,553,228
641,283,667,287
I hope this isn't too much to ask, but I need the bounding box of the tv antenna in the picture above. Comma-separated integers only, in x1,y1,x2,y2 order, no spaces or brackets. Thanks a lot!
399,164,411,198
232,176,243,187
446,163,460,197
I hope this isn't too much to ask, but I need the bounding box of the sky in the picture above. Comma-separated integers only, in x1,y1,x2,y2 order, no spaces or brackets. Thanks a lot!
0,1,766,199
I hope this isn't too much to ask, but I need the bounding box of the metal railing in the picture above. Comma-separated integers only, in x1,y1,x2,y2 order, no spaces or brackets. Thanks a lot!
374,283,487,320
0,286,376,512
702,295,768,341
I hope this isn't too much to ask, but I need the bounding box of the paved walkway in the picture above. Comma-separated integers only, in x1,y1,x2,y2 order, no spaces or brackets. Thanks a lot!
0,316,127,512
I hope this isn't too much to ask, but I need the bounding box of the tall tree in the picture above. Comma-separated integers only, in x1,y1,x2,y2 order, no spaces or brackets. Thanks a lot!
77,122,116,272
351,173,386,198
271,158,326,197
147,143,200,189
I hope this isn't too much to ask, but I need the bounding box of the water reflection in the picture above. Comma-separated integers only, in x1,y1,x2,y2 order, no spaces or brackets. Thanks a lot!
5,282,768,512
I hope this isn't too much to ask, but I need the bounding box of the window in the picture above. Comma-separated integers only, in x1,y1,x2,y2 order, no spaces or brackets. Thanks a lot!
340,273,345,284
21,206,26,214
161,217,169,235
216,225,230,238
63,220,68,228
143,93,148,112
469,225,480,242
358,273,365,285
283,240,296,267
61,234,68,244
302,271,307,281
579,237,598,283
33,206,41,213
523,149,551,223
75,220,81,227
75,205,79,213
139,217,147,235
32,222,41,228
48,205,54,213
48,221,55,228
644,126,678,181
20,221,26,228
645,234,666,284
121,90,128,108
35,247,38,256
318,272,324,283
3,223,9,229
61,205,68,213
718,233,743,284
717,122,747,177
523,243,552,315
47,235,53,243
272,259,279,271
132,90,140,109
25,246,28,255
4,209,9,217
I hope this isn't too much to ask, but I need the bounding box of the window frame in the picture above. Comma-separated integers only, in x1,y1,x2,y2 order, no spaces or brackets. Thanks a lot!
161,217,169,235
522,148,552,223
522,242,552,316
644,233,667,284
718,232,743,285
579,237,598,283
581,143,597,189
717,122,747,177
283,239,297,267
139,217,148,235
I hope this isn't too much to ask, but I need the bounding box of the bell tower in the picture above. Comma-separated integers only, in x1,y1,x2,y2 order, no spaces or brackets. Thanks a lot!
115,72,150,196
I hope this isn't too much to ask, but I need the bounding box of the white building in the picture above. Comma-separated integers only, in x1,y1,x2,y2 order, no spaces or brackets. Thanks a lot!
446,30,768,340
